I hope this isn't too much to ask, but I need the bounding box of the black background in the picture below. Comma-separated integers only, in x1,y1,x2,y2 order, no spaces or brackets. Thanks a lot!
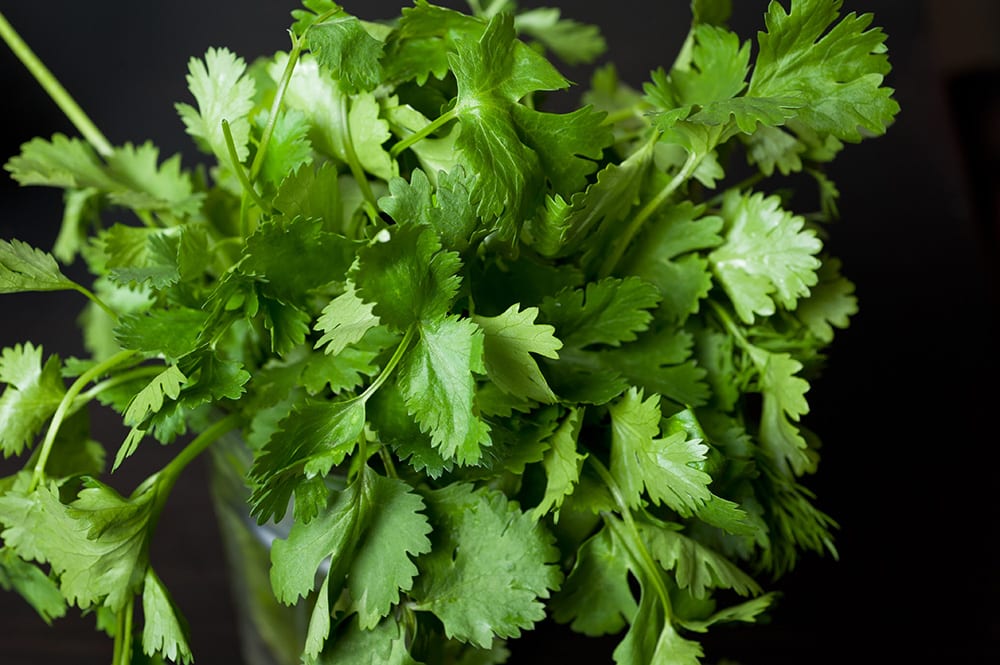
1,1,997,664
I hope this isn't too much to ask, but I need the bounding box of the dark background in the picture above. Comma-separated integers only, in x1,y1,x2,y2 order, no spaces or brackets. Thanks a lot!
1,1,997,663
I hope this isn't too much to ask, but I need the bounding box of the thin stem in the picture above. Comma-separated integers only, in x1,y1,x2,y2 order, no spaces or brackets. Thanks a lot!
360,325,417,402
390,107,459,159
249,32,305,183
703,172,764,209
157,412,242,493
72,284,117,321
588,456,673,616
29,350,140,491
598,150,701,278
112,595,135,665
0,11,113,157
71,365,166,413
338,98,379,214
222,119,271,215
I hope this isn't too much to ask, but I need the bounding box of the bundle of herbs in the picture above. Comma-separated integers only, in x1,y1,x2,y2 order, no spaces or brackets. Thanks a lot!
0,1,898,663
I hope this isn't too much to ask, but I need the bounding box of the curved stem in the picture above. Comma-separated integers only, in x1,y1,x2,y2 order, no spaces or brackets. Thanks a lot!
157,412,242,495
360,325,417,402
0,11,113,158
70,365,165,414
222,119,271,216
338,98,379,216
249,31,305,183
29,350,140,492
598,150,701,278
588,456,673,617
72,284,117,321
390,107,459,159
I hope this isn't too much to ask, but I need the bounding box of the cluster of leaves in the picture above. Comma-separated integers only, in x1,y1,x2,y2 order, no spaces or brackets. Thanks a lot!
0,0,897,663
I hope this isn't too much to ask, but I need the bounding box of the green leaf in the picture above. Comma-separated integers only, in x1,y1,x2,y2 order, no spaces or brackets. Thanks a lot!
248,398,366,523
397,316,490,464
241,217,357,303
99,224,180,289
7,136,201,217
709,190,822,323
447,12,593,232
314,282,380,355
794,256,857,343
750,347,814,477
550,527,636,636
141,568,193,665
270,470,431,656
411,483,562,648
748,0,899,141
306,8,385,94
0,238,78,295
513,8,606,65
0,479,156,611
639,520,762,599
472,304,561,404
353,225,462,331
274,53,394,180
0,343,65,457
378,167,478,252
621,202,723,323
0,547,67,624
609,388,713,513
254,108,313,188
540,277,661,350
175,47,256,165
114,308,210,361
529,407,585,521
318,615,421,665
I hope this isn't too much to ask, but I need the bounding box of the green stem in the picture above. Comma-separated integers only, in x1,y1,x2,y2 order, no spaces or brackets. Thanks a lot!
29,350,140,492
72,284,117,321
390,107,459,159
111,595,135,665
598,150,701,278
157,412,242,494
249,33,306,183
338,98,379,215
703,173,764,209
222,119,271,216
360,325,417,402
70,365,167,414
588,456,673,617
0,11,113,158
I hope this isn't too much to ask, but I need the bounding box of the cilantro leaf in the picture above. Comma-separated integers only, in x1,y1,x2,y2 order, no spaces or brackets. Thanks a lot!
513,7,606,65
270,469,431,656
609,388,713,513
141,568,193,665
378,167,478,252
549,527,636,636
0,343,65,457
748,0,900,141
539,277,661,350
0,547,67,624
305,8,385,94
411,483,562,647
529,407,585,521
472,304,561,404
175,47,257,165
0,479,156,611
397,316,490,465
0,238,78,295
248,398,366,523
709,190,822,323
353,225,462,331
318,615,420,665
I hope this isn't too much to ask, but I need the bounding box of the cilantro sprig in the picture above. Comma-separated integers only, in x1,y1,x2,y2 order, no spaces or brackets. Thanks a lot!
0,1,897,663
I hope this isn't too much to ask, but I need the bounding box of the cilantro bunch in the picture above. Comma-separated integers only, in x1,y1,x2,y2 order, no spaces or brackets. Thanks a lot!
0,1,898,663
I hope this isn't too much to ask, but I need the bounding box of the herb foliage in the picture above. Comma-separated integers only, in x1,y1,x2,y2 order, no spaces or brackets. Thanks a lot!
0,1,898,663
